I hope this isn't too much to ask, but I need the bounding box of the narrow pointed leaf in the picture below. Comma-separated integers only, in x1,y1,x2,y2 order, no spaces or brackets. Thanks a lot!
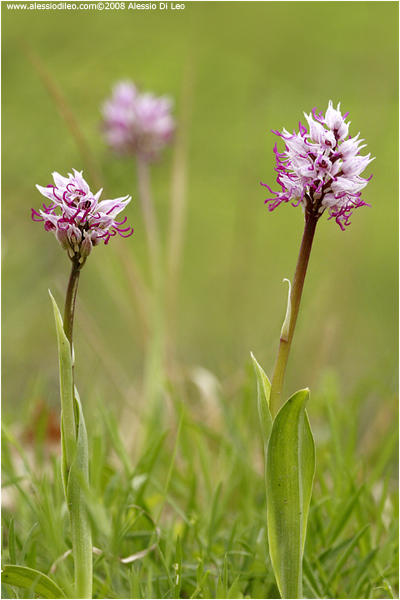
324,525,369,592
303,556,324,599
227,574,242,599
67,389,93,599
49,291,76,477
49,292,92,598
251,353,272,455
130,566,142,599
1,565,66,599
266,389,316,599
326,485,363,545
8,518,16,565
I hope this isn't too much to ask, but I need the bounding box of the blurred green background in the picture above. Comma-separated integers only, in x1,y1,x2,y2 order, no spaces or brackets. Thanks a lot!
2,1,398,424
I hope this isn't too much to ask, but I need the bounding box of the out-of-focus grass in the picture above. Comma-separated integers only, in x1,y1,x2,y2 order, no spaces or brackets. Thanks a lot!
1,368,398,598
2,2,398,414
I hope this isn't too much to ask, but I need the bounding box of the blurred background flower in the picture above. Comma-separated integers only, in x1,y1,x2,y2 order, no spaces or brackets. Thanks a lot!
102,80,175,162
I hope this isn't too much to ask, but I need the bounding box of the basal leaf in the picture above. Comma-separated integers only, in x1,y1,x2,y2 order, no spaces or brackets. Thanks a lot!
266,389,316,599
301,410,315,553
67,388,93,599
49,292,92,599
1,565,66,599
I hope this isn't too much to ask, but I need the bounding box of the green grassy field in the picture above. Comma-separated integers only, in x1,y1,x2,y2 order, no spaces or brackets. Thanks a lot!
2,2,398,598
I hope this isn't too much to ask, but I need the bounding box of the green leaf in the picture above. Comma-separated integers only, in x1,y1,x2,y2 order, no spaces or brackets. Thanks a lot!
351,548,378,598
191,555,210,599
156,542,174,595
49,291,76,479
67,389,93,599
250,353,272,456
130,566,142,599
222,554,228,598
266,389,316,599
49,292,92,599
19,523,37,567
324,525,369,593
1,565,66,599
8,517,16,565
227,574,242,599
326,485,363,545
303,556,324,598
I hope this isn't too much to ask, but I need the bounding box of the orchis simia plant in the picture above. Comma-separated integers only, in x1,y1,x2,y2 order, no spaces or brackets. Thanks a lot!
101,81,175,414
32,169,133,599
252,101,374,599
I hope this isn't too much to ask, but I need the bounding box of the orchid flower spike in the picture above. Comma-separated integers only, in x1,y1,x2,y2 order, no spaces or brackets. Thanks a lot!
262,101,374,230
32,169,133,265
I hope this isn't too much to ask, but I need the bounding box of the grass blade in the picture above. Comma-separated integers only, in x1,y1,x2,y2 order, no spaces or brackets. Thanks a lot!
130,566,143,599
326,485,363,545
303,556,323,599
324,524,369,593
7,518,16,565
227,574,241,599
173,536,182,599
1,565,66,599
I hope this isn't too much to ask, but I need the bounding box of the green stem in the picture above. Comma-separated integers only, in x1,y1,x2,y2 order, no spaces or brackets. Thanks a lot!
269,211,319,419
136,158,165,416
63,258,81,349
62,259,92,599
63,259,81,432
58,260,80,468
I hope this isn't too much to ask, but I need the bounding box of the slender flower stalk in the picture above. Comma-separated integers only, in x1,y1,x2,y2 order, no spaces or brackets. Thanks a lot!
33,169,133,599
136,157,166,415
263,100,374,416
101,81,175,413
269,211,318,418
63,258,81,349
